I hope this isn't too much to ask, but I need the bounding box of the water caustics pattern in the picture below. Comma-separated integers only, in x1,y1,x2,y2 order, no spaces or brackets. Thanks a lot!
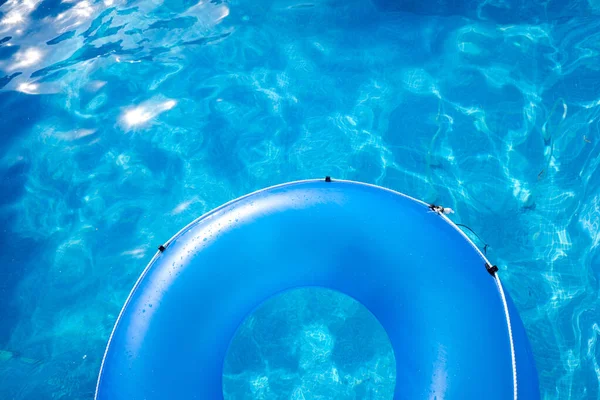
0,0,600,398
223,288,397,399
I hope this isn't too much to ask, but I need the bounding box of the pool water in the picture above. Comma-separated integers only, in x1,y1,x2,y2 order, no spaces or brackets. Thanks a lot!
223,288,396,399
0,0,599,398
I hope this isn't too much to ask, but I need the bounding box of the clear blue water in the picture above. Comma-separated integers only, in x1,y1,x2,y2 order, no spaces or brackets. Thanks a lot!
223,288,396,399
0,0,599,398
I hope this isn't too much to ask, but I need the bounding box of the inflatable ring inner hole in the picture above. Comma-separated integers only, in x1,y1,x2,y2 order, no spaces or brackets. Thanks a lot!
222,287,397,399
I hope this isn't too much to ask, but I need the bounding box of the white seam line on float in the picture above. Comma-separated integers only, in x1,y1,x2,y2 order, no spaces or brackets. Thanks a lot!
94,250,162,399
438,212,518,400
496,274,518,400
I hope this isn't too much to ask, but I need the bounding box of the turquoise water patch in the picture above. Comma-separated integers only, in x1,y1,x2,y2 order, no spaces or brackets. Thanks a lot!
223,288,395,399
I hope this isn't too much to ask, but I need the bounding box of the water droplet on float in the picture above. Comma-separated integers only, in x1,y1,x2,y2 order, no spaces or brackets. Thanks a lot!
149,304,153,308
203,238,207,242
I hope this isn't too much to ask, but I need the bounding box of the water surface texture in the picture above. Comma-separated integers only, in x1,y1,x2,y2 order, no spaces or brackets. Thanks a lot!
223,288,396,399
1,0,600,398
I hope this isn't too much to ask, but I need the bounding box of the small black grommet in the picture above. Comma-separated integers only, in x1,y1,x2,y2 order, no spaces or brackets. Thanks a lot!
429,204,443,214
325,176,331,182
485,263,499,277
158,245,166,252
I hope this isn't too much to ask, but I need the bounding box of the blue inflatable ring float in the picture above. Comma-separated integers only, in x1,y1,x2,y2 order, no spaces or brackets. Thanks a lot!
96,179,539,399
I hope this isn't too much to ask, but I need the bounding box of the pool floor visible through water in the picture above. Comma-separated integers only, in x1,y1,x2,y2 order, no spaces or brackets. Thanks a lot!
223,288,396,399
